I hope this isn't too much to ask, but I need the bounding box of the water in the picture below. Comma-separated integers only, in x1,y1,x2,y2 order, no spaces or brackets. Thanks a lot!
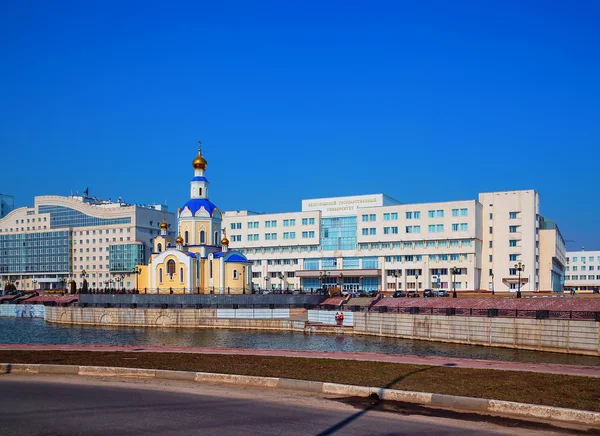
1,317,598,366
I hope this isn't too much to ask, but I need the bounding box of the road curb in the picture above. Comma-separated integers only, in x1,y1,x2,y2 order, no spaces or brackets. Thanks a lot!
2,363,598,427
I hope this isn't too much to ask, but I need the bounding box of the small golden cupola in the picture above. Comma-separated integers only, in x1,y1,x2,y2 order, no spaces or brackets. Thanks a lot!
175,234,184,246
221,228,229,246
192,141,207,170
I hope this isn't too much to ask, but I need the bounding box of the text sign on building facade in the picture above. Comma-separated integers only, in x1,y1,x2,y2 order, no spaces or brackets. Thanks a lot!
301,194,386,217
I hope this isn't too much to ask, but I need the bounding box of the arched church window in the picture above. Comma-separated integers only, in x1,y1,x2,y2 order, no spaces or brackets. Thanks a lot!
157,243,162,252
159,268,163,284
200,231,205,244
184,231,189,245
214,231,219,245
180,267,184,284
209,260,213,279
167,259,176,276
233,270,238,280
199,188,202,196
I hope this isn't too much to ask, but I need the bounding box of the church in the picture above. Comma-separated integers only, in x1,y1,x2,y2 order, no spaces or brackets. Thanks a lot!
137,143,252,294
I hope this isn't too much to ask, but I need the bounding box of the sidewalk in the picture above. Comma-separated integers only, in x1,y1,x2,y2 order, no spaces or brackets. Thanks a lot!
0,344,597,378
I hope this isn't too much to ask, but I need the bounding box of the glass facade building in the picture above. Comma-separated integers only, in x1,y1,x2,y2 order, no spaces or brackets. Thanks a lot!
38,205,131,229
0,194,14,219
109,243,146,272
0,231,71,274
320,217,357,251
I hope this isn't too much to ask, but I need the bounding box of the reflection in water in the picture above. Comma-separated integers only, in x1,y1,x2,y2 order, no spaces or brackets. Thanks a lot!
0,317,598,366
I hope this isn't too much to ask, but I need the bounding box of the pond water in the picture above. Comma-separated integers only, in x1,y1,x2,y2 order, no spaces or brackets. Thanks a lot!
1,317,598,366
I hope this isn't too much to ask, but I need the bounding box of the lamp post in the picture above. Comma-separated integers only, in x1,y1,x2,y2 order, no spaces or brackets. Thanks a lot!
80,269,87,293
265,276,270,291
104,280,109,292
450,267,459,298
278,272,284,291
32,279,37,292
393,271,398,291
490,272,495,296
242,266,246,295
132,266,142,293
515,262,525,298
319,271,330,292
339,272,344,293
415,273,419,296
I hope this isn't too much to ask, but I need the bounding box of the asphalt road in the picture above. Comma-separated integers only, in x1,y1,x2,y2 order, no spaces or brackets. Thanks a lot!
0,375,576,435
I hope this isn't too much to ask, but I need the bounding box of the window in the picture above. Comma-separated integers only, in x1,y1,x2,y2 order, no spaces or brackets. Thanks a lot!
460,223,468,231
489,255,493,262
489,213,493,219
414,211,421,219
460,208,468,216
369,228,376,235
180,267,184,283
509,212,518,219
509,254,518,261
362,228,368,236
489,227,493,234
509,226,518,233
452,209,459,217
428,225,435,232
428,210,435,218
436,210,443,217
233,270,238,280
509,268,517,275
489,241,493,248
361,214,368,222
509,240,518,247
167,260,176,275
384,213,390,221
573,257,578,262
452,224,458,231
200,231,205,244
406,212,412,219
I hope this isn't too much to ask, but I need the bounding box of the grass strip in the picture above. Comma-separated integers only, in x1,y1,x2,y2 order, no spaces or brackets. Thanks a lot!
0,350,598,412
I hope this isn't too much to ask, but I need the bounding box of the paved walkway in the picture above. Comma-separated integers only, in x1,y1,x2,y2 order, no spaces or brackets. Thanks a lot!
0,344,598,378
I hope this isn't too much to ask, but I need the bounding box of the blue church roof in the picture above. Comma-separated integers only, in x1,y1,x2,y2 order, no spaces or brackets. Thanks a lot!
213,251,249,263
181,198,217,216
191,176,208,182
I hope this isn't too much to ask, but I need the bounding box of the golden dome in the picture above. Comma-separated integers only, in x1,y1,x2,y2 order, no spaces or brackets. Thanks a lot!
175,235,184,245
221,229,229,246
160,218,168,230
192,143,207,170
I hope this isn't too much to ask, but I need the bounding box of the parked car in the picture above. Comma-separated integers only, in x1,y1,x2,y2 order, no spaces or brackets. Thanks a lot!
423,289,434,298
365,290,378,298
437,290,450,297
407,290,420,298
350,290,368,298
392,290,406,298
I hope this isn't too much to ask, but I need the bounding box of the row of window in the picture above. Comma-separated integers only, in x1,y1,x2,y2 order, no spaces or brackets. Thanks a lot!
230,218,316,230
566,265,596,271
362,223,469,236
242,231,315,241
565,275,600,281
568,256,600,263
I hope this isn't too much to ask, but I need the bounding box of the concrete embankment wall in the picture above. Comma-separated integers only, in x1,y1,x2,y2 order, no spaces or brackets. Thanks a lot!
351,312,600,356
45,307,306,331
0,304,45,318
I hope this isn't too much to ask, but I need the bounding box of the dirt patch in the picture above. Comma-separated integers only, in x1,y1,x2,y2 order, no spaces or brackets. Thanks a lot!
0,350,598,412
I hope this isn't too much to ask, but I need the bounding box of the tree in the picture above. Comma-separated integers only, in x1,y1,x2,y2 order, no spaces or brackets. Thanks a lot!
81,279,89,294
69,280,77,294
4,282,17,292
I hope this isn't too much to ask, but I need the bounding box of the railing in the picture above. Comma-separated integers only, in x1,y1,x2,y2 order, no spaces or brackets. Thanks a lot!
370,306,600,321
77,287,321,295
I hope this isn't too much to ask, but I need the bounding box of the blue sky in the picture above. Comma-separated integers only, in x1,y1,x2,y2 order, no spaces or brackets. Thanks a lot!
1,1,599,249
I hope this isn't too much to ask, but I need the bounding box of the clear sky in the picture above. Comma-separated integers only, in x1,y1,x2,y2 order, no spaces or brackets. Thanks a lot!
1,1,599,250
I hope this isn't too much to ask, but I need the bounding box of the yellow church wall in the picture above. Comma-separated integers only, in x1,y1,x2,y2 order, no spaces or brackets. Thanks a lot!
195,222,208,245
154,254,190,294
137,265,149,290
180,222,192,245
224,262,249,294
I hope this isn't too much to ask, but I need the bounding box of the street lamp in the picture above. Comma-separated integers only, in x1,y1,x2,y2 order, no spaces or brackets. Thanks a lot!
450,267,459,298
319,271,330,291
242,266,246,294
32,279,37,291
515,262,525,298
339,272,344,292
490,272,495,296
265,276,270,291
80,269,88,293
132,266,142,293
415,273,419,296
278,272,284,290
393,271,398,291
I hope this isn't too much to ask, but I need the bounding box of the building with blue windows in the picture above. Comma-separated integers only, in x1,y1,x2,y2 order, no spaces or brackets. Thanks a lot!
224,190,565,294
0,194,175,291
0,194,14,219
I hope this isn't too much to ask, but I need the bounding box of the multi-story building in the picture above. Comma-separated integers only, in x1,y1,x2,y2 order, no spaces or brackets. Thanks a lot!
0,194,14,218
0,194,175,291
564,250,600,293
224,189,565,293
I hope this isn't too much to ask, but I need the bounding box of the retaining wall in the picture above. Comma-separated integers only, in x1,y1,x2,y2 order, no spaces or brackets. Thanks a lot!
352,312,600,356
45,307,306,331
0,304,45,318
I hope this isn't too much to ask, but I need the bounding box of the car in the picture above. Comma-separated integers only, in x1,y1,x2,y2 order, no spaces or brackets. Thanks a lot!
423,289,434,298
407,290,420,298
392,290,406,298
349,290,368,298
365,290,378,298
437,290,450,297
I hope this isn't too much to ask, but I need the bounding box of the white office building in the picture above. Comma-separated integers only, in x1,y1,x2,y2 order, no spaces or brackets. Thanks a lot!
564,250,600,293
0,194,175,291
223,190,565,293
